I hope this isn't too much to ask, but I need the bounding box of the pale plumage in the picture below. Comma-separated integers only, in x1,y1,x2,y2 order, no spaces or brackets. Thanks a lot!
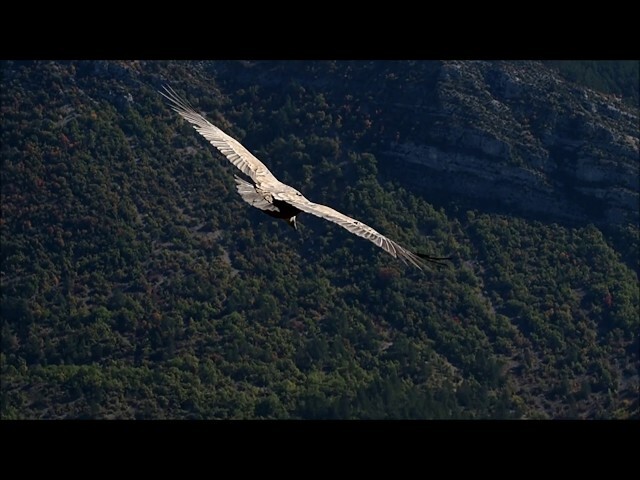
160,86,449,270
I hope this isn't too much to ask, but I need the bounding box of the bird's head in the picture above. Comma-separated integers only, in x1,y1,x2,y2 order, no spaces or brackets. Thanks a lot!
287,216,298,231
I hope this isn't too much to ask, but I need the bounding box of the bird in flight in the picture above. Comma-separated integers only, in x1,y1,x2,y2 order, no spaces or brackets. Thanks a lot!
160,86,450,270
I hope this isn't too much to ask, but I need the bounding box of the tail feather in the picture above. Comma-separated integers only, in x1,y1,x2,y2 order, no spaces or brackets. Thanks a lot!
233,175,279,212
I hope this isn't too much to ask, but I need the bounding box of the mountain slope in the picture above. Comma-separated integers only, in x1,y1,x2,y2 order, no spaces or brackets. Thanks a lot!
1,60,638,419
380,61,638,228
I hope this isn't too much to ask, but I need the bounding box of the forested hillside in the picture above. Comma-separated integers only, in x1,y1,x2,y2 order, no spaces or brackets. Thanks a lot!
544,60,639,107
1,60,638,419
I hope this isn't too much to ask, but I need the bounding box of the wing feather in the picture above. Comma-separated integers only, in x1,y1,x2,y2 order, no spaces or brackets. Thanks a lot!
278,193,427,270
160,86,278,184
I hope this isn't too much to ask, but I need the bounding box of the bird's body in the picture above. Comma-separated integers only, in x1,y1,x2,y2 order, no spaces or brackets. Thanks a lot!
160,86,449,270
235,174,302,228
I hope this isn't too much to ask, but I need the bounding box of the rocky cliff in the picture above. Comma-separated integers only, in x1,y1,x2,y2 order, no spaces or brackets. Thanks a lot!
380,61,639,226
29,60,638,227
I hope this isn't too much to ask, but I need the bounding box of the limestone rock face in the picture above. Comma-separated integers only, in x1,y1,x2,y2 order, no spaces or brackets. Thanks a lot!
382,61,639,226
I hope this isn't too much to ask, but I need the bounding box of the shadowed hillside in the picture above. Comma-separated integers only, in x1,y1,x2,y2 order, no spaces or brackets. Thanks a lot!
1,60,638,419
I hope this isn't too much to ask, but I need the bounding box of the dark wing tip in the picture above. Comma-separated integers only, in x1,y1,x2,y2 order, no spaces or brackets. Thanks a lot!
414,252,454,268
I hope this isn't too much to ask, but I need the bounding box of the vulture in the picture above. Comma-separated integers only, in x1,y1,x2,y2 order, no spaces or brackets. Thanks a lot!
160,86,450,270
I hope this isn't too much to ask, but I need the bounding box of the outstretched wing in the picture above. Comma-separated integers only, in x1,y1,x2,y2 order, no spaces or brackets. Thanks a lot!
279,193,446,270
160,86,278,185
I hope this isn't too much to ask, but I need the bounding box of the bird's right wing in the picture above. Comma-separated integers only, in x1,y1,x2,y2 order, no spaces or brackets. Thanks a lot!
160,86,279,184
279,193,447,269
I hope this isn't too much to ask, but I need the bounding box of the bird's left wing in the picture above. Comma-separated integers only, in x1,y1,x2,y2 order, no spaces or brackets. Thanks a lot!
160,86,279,184
279,192,446,269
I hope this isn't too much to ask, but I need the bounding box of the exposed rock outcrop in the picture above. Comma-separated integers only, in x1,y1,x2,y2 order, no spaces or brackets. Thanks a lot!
382,61,639,226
